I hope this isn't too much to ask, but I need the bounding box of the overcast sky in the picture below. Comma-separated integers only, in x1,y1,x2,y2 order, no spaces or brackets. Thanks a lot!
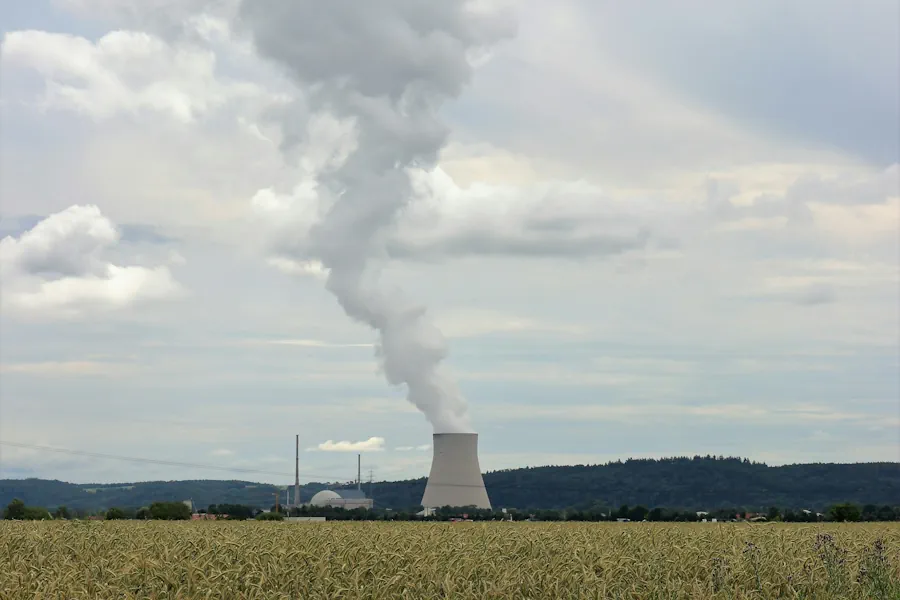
1,0,898,485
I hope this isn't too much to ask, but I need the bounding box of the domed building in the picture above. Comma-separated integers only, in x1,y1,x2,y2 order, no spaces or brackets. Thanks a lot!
309,489,373,510
309,490,342,506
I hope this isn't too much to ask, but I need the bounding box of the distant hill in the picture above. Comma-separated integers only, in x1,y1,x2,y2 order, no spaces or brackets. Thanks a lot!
0,478,337,512
2,457,898,512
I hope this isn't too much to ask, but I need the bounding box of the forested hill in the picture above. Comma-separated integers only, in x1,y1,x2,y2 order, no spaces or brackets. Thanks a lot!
373,458,899,511
2,457,897,512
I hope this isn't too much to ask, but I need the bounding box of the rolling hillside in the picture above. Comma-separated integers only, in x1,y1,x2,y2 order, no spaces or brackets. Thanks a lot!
2,457,897,512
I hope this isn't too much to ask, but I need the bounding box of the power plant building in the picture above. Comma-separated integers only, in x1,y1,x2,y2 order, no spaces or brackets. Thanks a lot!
309,489,373,510
421,433,491,509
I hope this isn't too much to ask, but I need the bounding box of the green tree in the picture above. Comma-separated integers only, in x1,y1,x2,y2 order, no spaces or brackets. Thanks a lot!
767,506,781,521
209,503,255,520
828,502,861,522
53,505,71,520
4,499,26,520
135,507,151,520
149,502,191,520
628,506,649,521
876,505,896,521
256,512,284,521
647,508,664,521
2,499,48,520
22,506,51,520
105,507,127,520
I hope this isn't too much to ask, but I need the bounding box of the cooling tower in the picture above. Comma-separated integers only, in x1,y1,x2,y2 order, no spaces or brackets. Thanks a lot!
421,433,491,509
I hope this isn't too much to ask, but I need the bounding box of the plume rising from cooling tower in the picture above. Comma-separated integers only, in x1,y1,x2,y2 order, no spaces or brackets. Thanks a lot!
240,0,514,433
421,433,491,509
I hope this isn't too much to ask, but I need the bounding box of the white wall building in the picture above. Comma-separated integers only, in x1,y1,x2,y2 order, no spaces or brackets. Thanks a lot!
309,489,373,510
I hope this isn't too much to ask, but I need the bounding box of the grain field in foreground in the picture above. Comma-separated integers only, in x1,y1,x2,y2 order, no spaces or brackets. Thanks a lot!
1,521,898,599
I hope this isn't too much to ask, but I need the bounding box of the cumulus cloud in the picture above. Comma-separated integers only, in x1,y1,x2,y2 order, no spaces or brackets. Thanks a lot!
56,0,241,42
708,164,899,227
309,437,386,452
1,29,259,122
787,164,899,206
434,308,585,338
396,169,655,259
255,166,660,274
0,205,183,317
0,205,118,277
264,257,328,280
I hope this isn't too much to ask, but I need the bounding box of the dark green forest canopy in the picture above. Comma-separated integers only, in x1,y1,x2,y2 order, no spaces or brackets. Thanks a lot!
2,457,897,512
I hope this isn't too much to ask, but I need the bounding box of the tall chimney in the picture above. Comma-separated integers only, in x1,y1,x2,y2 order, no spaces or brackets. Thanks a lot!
294,434,300,507
421,433,491,509
357,454,362,491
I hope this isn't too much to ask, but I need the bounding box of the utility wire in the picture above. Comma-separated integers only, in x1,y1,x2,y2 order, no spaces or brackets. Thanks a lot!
0,441,356,483
0,441,506,491
0,440,611,493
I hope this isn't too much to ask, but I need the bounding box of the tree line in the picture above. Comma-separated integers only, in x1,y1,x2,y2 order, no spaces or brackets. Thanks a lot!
4,497,897,523
3,458,897,511
2,499,192,521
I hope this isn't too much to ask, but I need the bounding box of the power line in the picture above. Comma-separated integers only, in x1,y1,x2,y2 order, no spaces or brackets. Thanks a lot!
0,441,354,483
1,440,498,492
0,440,559,493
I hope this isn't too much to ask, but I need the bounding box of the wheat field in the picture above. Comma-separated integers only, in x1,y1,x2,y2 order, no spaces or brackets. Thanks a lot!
0,521,897,599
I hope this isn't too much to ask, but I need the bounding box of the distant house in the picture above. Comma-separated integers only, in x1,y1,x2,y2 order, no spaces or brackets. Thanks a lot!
191,513,222,521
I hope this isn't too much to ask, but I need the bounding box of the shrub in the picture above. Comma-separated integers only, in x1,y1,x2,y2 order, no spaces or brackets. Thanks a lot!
105,508,127,520
255,512,284,521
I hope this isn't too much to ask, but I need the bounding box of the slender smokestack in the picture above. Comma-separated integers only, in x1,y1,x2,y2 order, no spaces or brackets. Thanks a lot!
357,454,361,491
294,434,300,507
421,433,491,509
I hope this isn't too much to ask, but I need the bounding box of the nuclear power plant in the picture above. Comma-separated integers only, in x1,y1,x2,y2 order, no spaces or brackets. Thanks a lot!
421,433,491,509
286,432,489,511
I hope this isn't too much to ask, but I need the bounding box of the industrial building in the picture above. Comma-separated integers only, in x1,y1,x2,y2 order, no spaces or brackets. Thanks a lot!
289,434,374,510
309,489,373,510
421,433,491,509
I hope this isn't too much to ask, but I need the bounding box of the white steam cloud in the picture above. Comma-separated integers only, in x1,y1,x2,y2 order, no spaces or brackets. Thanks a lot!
239,0,515,432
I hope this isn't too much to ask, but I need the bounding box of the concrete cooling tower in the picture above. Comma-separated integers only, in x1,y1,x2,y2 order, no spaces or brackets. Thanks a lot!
421,433,491,509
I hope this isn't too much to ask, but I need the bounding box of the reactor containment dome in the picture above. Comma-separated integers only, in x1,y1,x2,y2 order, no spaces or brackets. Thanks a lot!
309,490,342,506
421,433,491,510
309,489,374,510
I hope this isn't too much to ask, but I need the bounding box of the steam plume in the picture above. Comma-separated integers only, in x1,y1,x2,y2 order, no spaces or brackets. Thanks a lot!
239,0,514,432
